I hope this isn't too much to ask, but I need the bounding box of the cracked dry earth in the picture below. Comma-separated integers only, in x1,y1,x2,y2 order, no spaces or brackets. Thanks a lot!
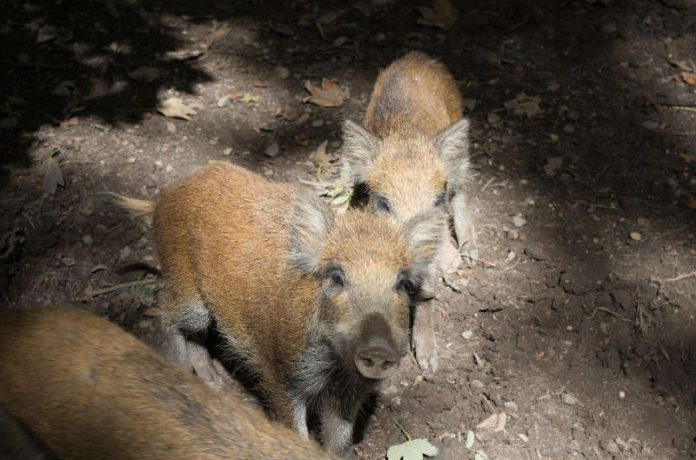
1,0,695,458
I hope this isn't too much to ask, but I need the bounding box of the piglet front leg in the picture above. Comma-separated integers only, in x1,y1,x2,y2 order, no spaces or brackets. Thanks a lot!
451,192,478,261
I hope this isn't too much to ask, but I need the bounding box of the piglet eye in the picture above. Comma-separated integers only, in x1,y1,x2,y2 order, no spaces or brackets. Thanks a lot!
396,278,416,295
434,192,446,207
326,267,346,287
374,196,391,214
332,273,345,286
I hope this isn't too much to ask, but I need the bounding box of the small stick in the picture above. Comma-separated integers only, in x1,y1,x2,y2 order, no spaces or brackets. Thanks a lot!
481,177,495,192
589,307,632,323
85,279,156,297
664,271,696,283
394,420,411,441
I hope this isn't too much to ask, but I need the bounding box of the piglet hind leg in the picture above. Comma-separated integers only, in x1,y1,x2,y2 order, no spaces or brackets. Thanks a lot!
451,192,478,261
412,303,439,374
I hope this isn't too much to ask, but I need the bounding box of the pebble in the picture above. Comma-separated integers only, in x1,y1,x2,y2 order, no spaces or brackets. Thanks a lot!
222,147,233,156
601,439,620,456
264,141,280,157
504,401,518,412
312,119,324,127
154,160,164,170
619,390,626,399
127,156,136,164
629,231,642,241
470,379,484,389
61,257,75,267
82,235,93,245
165,165,173,173
461,330,474,340
518,433,528,443
512,213,527,228
119,246,132,262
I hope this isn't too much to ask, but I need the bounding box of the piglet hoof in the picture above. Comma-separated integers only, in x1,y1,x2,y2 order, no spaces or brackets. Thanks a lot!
186,341,229,390
435,237,462,275
412,307,438,374
456,223,478,263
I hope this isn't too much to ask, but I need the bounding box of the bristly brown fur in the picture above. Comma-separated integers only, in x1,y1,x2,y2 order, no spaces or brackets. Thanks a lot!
0,307,336,460
145,161,444,455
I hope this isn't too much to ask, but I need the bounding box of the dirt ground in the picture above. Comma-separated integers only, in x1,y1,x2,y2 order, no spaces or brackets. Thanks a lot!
2,0,696,458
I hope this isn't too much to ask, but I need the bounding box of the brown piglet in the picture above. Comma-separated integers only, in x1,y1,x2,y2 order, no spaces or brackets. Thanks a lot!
0,307,337,460
110,161,444,455
342,51,475,374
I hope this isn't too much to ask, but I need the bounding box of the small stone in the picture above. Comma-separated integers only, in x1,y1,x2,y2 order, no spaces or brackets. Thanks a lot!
563,124,575,134
601,439,620,456
333,36,348,47
312,119,324,127
461,330,474,340
511,213,526,228
82,235,93,245
619,390,626,399
166,122,176,133
504,401,518,412
165,165,173,173
119,246,132,262
222,147,233,156
470,379,484,389
382,384,398,396
264,141,280,157
209,137,219,145
562,393,578,406
127,156,136,164
274,66,290,79
629,231,642,241
154,160,164,170
518,433,528,443
263,168,274,177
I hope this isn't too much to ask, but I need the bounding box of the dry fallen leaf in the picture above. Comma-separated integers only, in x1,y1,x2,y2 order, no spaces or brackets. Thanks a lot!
157,97,196,120
687,193,696,209
128,66,161,82
416,0,459,29
295,132,310,146
543,156,563,176
505,92,542,118
52,80,76,97
386,439,439,460
310,140,336,167
682,72,696,86
304,79,348,107
476,412,507,433
217,92,259,107
43,156,64,195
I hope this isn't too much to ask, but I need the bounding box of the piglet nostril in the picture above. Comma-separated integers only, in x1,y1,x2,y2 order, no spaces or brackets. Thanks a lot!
362,357,375,368
381,360,395,370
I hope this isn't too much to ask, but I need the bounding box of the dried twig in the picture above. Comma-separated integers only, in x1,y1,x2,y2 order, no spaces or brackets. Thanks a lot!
589,307,633,323
84,279,156,297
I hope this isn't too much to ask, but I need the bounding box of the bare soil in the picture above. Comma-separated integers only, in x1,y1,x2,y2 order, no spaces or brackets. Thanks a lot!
1,0,695,458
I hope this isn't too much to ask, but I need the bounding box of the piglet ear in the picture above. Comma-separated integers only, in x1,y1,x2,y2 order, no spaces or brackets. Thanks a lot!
433,118,472,190
403,209,446,285
288,192,335,275
342,120,379,184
